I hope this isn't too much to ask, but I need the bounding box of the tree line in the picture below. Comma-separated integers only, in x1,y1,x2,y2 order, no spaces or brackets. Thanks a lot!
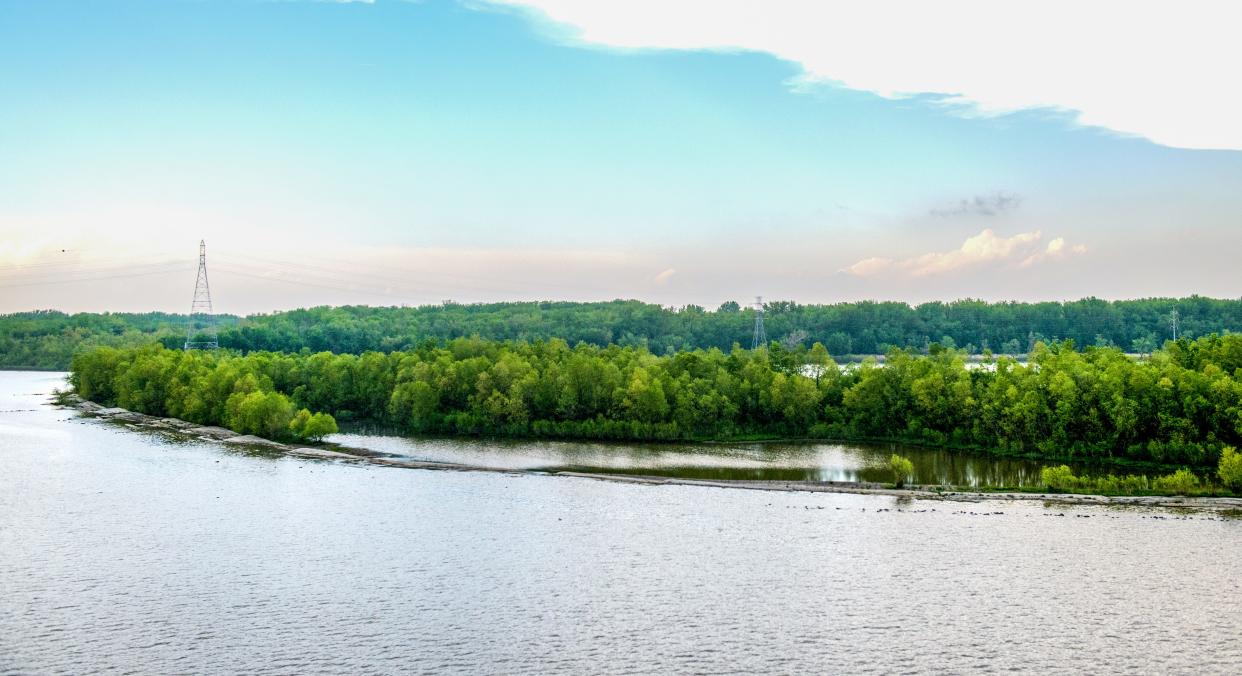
6,296,1242,369
0,310,237,370
69,333,1242,468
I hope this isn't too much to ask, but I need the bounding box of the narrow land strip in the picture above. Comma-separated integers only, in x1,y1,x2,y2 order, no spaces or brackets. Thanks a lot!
60,395,1242,513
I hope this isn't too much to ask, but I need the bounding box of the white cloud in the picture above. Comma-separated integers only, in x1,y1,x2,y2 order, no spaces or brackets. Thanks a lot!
907,229,1040,276
845,228,1084,277
842,257,895,277
653,267,677,284
484,0,1242,150
1020,236,1088,268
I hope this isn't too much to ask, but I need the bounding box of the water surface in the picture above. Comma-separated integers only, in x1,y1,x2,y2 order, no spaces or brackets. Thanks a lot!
2,371,1240,675
333,431,1053,486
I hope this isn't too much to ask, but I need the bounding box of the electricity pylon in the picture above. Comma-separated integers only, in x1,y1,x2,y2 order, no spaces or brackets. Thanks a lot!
751,296,767,350
184,240,219,350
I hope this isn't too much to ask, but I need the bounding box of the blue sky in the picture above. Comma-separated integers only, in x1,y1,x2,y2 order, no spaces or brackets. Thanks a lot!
2,0,1240,313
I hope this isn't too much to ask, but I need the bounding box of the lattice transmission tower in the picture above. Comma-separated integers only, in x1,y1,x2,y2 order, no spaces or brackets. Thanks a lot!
184,240,219,350
751,296,767,350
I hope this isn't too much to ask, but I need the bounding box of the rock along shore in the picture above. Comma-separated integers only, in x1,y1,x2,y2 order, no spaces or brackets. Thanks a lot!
60,395,1242,513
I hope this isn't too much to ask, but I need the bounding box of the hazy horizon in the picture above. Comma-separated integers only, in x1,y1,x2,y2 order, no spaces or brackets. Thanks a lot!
7,289,1242,319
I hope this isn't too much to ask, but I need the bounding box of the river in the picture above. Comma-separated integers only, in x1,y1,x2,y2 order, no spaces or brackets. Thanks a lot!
2,371,1239,674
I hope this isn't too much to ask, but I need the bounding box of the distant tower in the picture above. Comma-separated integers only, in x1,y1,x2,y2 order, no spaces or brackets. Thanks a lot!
751,296,767,350
1169,308,1179,341
184,240,219,350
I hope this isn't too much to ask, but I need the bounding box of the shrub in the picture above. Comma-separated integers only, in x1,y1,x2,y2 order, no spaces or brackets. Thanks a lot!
889,454,915,488
1218,446,1242,492
302,412,339,441
288,409,312,439
1040,465,1078,491
1152,469,1200,495
288,409,339,441
1040,466,1155,495
226,390,295,440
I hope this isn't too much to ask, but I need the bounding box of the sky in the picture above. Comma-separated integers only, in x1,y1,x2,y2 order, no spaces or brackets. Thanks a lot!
1,0,1240,314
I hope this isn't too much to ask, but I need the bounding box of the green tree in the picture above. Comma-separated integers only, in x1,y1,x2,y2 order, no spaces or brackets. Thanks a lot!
889,454,914,488
807,342,832,385
1218,446,1242,491
302,412,339,441
288,409,312,439
1131,334,1158,357
66,332,1242,463
1040,465,1077,491
226,390,295,440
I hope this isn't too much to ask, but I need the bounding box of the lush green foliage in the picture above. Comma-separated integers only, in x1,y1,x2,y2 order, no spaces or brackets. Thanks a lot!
1040,465,1208,495
9,296,1242,369
1039,465,1080,491
1216,447,1242,491
888,454,914,487
226,390,296,439
70,346,334,443
69,334,1242,469
0,310,236,370
290,409,340,441
1151,469,1201,494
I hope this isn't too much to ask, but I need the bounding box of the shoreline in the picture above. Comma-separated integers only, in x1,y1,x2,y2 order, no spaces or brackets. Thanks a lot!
58,395,1242,513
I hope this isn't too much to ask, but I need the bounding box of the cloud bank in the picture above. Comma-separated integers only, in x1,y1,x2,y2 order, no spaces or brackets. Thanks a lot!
485,0,1242,151
844,228,1085,277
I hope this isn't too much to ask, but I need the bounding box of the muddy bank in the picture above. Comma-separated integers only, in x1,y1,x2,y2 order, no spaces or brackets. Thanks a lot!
59,395,1242,513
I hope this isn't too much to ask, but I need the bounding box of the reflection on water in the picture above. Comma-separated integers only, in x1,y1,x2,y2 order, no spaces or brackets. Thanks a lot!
3,371,1242,675
331,432,1054,486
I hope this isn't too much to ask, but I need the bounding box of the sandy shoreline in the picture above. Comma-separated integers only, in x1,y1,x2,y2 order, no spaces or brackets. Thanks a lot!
59,395,1242,513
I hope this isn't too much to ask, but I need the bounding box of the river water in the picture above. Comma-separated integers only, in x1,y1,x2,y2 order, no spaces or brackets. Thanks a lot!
2,371,1240,675
331,431,1055,486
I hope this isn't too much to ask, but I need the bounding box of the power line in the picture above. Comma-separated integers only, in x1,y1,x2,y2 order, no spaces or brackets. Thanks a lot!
223,250,617,296
215,257,534,301
213,264,420,303
0,263,187,289
0,255,182,273
218,256,442,295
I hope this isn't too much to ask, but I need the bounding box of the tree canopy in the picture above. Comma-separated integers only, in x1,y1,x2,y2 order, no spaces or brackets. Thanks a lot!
7,297,1242,370
70,333,1242,469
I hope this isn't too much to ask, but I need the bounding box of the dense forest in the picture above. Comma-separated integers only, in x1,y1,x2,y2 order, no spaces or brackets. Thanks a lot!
0,310,238,370
70,334,1242,469
7,296,1242,369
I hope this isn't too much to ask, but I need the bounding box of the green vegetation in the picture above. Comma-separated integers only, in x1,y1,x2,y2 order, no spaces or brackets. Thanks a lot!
1039,465,1211,496
289,410,340,442
1151,469,1201,494
888,454,914,488
1216,447,1242,491
71,349,334,444
8,295,1242,369
69,334,1242,478
0,310,236,370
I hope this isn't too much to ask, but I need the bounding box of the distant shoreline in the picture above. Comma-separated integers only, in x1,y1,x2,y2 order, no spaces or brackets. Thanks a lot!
57,394,1242,513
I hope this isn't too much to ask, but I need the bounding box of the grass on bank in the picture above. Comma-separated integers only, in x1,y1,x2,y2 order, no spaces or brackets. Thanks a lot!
882,452,1242,498
1033,448,1242,497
